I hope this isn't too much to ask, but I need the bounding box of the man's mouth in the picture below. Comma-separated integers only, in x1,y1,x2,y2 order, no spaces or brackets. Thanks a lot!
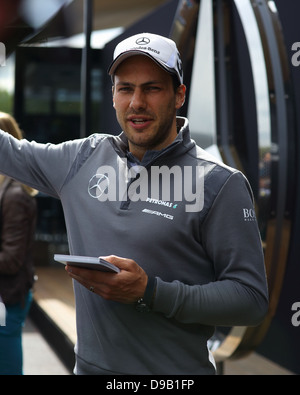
131,118,148,125
128,116,153,128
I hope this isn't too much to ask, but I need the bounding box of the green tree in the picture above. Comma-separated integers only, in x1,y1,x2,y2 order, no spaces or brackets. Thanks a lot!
0,89,13,114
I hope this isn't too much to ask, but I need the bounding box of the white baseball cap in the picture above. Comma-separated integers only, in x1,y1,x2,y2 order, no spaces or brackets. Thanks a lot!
108,33,183,84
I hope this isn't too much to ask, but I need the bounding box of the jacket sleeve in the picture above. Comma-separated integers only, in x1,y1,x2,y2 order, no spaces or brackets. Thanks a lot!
152,171,269,327
0,130,86,198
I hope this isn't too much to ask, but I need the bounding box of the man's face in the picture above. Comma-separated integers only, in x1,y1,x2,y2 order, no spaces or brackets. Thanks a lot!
112,55,185,160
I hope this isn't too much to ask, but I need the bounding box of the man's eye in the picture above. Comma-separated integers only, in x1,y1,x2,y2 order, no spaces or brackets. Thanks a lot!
118,87,131,92
146,86,160,91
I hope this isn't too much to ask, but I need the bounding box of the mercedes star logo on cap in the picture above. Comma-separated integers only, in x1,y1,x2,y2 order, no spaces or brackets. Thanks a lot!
136,37,150,45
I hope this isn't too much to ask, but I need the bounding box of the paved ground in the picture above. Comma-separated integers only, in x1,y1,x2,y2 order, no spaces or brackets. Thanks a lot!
22,318,293,376
23,318,71,375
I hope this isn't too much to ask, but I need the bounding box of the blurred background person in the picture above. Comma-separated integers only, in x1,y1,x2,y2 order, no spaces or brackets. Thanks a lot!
0,112,37,375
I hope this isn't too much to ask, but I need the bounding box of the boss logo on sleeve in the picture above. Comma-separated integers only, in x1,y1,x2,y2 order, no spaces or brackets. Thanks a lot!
243,208,257,222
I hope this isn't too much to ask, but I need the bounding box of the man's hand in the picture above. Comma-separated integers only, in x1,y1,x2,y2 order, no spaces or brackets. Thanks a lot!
65,255,148,304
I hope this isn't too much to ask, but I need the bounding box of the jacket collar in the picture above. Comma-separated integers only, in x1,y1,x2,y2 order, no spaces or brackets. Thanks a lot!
115,117,194,166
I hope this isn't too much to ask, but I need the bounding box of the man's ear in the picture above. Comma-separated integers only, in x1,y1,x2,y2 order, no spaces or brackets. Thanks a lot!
175,84,186,109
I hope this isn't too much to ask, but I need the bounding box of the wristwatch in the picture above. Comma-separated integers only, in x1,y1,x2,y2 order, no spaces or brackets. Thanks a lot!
135,277,157,313
135,297,150,313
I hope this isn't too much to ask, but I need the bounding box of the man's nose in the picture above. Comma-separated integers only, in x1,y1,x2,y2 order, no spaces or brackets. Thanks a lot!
129,89,146,111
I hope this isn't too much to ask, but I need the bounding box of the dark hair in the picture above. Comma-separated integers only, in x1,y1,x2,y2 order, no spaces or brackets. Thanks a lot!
171,74,181,93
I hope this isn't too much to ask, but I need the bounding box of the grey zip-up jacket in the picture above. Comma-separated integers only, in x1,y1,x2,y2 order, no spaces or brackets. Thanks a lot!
0,117,268,374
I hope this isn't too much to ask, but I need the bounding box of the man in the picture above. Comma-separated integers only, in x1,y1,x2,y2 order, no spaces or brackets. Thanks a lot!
0,33,268,375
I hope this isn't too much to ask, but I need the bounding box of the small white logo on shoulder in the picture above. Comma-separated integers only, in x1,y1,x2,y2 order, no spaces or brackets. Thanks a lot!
243,208,256,222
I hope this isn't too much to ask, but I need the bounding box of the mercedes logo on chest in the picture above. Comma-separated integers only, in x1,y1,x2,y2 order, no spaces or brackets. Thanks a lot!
88,173,110,199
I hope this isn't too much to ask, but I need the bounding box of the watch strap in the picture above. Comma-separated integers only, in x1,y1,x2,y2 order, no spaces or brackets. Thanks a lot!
135,276,157,312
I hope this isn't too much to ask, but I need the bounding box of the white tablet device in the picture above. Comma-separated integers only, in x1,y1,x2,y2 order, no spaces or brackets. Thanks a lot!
54,254,120,273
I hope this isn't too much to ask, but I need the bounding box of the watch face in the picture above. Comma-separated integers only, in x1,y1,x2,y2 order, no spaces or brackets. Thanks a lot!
136,298,150,312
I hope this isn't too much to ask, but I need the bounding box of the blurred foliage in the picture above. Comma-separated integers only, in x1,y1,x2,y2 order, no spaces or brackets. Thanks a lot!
0,89,13,114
